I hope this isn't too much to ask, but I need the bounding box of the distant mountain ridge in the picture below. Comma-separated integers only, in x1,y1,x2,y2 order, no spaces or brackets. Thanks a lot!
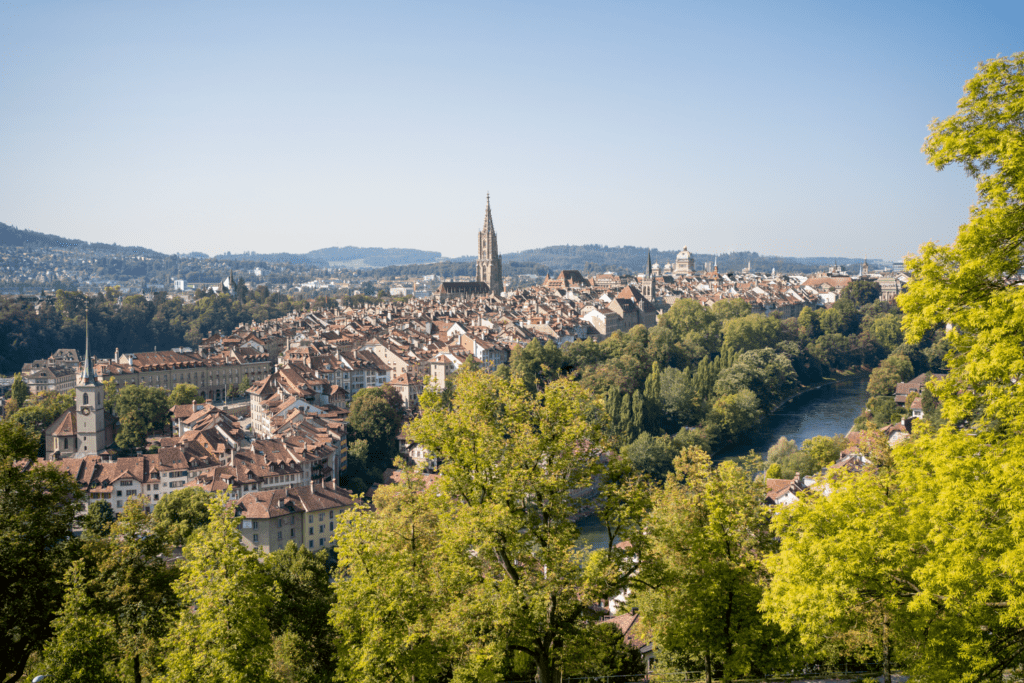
0,222,164,257
0,221,888,275
215,246,444,269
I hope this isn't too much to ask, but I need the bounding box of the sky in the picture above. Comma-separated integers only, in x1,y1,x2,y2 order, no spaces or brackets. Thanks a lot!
2,1,1021,261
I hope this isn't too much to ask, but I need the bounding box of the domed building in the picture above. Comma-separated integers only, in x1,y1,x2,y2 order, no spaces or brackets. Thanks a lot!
675,247,695,275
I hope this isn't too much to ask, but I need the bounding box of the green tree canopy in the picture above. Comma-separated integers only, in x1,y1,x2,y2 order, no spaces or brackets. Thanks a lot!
0,421,85,683
635,449,784,683
152,487,214,546
168,383,202,407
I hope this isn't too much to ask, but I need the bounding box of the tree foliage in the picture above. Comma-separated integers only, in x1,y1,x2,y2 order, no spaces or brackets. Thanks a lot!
635,449,784,683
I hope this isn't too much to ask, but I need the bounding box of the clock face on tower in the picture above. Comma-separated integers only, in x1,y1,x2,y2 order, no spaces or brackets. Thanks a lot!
80,406,91,416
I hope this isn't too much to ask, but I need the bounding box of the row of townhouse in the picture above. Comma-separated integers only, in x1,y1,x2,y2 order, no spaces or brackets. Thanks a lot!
93,347,273,402
42,401,346,517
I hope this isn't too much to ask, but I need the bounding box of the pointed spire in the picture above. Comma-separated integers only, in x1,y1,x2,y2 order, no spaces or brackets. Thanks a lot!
81,302,96,383
483,194,495,234
646,250,652,277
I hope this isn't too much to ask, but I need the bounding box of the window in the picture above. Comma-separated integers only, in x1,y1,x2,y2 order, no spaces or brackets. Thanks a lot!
330,522,334,531
290,528,294,538
319,513,324,521
278,519,282,528
116,490,122,497
309,540,314,549
277,531,282,541
253,534,259,543
253,521,258,530
319,538,324,547
117,500,123,508
154,495,159,501
319,525,324,533
309,527,313,536
83,393,89,405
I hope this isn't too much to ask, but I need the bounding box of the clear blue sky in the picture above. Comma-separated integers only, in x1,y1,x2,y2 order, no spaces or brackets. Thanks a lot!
2,1,1020,261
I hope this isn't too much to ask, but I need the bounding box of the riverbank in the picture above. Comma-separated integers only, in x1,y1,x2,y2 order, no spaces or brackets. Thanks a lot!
712,373,872,462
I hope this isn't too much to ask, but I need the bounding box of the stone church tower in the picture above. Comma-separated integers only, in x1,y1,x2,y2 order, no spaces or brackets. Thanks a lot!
476,195,503,295
75,309,106,456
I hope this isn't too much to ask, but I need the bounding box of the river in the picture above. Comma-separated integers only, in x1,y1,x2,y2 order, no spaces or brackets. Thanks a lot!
576,374,870,551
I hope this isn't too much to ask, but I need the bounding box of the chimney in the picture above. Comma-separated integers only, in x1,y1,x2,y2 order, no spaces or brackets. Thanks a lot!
310,479,315,493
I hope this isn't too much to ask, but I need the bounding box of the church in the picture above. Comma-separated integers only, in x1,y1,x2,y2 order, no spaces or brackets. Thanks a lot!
44,320,117,460
435,195,504,301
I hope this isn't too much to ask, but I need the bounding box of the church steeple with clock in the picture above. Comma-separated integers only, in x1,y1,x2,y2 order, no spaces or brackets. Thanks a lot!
75,306,106,456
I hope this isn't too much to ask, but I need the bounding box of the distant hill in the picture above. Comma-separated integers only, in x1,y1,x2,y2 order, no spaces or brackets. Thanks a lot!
0,222,164,257
216,246,444,268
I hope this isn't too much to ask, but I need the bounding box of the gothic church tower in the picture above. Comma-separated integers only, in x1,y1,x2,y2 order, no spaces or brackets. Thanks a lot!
476,194,503,295
76,306,106,455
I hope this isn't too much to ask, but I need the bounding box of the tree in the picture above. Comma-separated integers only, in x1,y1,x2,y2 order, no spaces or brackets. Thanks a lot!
621,432,677,480
797,306,821,339
347,387,400,466
0,421,85,683
330,465,451,682
168,383,202,407
841,279,881,306
43,499,179,683
819,298,861,336
870,314,903,355
659,298,720,359
704,388,762,446
80,500,117,538
766,436,797,464
721,314,781,354
634,449,783,683
157,491,275,683
152,488,214,546
558,622,646,678
800,434,846,471
113,385,170,450
262,543,334,682
509,338,565,391
405,371,649,683
8,373,28,410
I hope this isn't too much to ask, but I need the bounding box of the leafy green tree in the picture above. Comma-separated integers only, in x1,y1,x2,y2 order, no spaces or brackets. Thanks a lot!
765,462,782,479
113,384,170,450
0,421,85,683
659,298,720,359
80,500,117,538
558,623,646,678
870,313,903,355
713,349,798,409
660,366,704,429
43,499,179,683
152,488,214,546
262,543,334,682
621,432,677,480
509,338,565,391
635,449,783,683
799,434,846,471
712,298,751,322
348,387,400,465
797,306,821,339
704,389,762,446
331,465,451,682
766,436,797,464
168,383,202,407
866,365,902,398
841,279,881,306
405,371,649,683
157,491,275,683
819,298,861,336
721,314,781,354
8,373,29,410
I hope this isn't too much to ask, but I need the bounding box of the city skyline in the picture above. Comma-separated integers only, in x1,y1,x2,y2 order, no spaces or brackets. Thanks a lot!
2,1,1021,261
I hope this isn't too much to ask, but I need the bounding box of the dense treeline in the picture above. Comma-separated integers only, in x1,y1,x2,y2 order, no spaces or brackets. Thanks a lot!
504,277,946,480
0,283,310,374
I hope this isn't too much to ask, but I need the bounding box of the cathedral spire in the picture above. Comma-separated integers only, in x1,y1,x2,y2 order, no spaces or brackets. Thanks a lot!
646,250,652,278
483,193,495,233
81,302,96,383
